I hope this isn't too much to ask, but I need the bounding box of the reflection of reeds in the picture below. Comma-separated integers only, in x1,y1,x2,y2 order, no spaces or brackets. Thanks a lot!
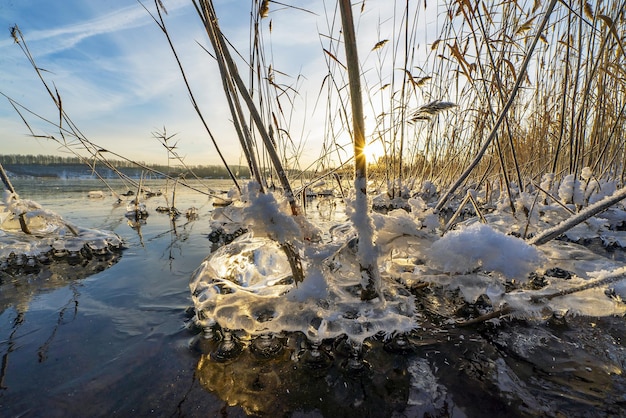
37,284,81,363
0,310,23,390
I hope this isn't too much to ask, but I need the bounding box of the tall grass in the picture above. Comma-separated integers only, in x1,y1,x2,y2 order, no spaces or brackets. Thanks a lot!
5,0,626,220
426,0,625,194
308,0,625,205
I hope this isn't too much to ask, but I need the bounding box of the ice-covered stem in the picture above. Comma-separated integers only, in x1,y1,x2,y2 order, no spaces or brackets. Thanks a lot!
0,161,16,194
1,162,31,234
281,242,304,285
530,271,626,302
528,185,626,246
242,183,305,284
434,0,559,211
339,0,382,301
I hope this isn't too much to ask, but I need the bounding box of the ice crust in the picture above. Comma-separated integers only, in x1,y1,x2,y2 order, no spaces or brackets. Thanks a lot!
192,180,626,344
0,192,123,265
190,235,418,343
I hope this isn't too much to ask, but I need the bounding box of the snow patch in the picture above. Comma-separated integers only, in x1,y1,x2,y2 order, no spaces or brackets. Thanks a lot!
428,223,544,278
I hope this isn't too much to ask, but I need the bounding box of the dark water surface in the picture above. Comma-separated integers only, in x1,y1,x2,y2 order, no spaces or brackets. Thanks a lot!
1,178,245,417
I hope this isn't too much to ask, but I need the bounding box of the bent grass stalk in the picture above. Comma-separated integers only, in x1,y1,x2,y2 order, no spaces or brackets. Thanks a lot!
143,1,241,193
5,29,223,200
528,185,626,246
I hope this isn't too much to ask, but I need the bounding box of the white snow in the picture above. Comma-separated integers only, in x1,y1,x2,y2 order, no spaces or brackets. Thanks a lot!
428,223,544,278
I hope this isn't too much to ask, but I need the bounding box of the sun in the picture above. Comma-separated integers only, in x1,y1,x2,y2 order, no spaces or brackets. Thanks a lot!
362,140,387,163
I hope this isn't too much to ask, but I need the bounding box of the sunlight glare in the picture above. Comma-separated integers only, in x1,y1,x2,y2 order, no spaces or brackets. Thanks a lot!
362,141,386,163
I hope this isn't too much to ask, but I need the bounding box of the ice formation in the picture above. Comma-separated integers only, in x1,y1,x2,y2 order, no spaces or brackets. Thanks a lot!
1,191,123,273
190,234,417,343
191,176,626,351
191,184,418,344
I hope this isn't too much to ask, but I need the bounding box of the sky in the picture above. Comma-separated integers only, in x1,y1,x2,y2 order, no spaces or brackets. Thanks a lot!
0,0,437,168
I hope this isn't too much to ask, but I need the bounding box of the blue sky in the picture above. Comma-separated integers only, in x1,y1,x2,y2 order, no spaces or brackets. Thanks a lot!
0,1,437,167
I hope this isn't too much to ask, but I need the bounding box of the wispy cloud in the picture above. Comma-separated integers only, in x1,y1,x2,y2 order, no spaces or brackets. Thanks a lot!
0,0,190,54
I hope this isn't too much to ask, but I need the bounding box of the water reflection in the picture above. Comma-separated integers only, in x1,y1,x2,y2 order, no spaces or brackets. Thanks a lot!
0,311,23,390
191,303,626,417
0,250,122,315
2,178,624,417
37,284,81,363
194,331,413,417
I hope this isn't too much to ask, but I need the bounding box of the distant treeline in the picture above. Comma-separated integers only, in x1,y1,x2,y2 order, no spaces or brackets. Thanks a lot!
0,154,250,179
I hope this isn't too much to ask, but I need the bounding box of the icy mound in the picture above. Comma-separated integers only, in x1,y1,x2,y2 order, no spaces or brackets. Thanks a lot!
428,222,544,278
190,235,417,344
0,193,123,274
394,221,626,319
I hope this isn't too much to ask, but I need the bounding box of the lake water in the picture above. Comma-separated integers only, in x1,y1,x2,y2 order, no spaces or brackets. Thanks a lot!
1,178,248,417
1,178,625,417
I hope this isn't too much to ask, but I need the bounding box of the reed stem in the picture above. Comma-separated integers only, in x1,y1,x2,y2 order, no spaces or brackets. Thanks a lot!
435,0,559,211
339,0,381,301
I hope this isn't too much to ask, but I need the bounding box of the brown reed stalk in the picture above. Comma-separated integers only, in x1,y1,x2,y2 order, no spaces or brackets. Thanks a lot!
143,2,241,193
196,0,304,284
338,0,382,301
0,162,16,195
197,0,300,216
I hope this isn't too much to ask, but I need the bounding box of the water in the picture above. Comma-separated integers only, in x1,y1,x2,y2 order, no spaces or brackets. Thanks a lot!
1,178,625,417
1,178,234,416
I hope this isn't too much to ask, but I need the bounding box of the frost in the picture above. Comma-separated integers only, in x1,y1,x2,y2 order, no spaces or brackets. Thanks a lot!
558,174,584,205
192,178,626,346
408,197,440,230
539,173,555,200
372,209,423,246
580,166,593,180
589,180,616,204
242,183,301,243
428,223,544,278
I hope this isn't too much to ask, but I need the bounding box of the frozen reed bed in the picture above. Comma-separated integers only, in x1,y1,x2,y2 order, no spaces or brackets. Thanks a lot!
189,180,626,358
187,181,626,417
